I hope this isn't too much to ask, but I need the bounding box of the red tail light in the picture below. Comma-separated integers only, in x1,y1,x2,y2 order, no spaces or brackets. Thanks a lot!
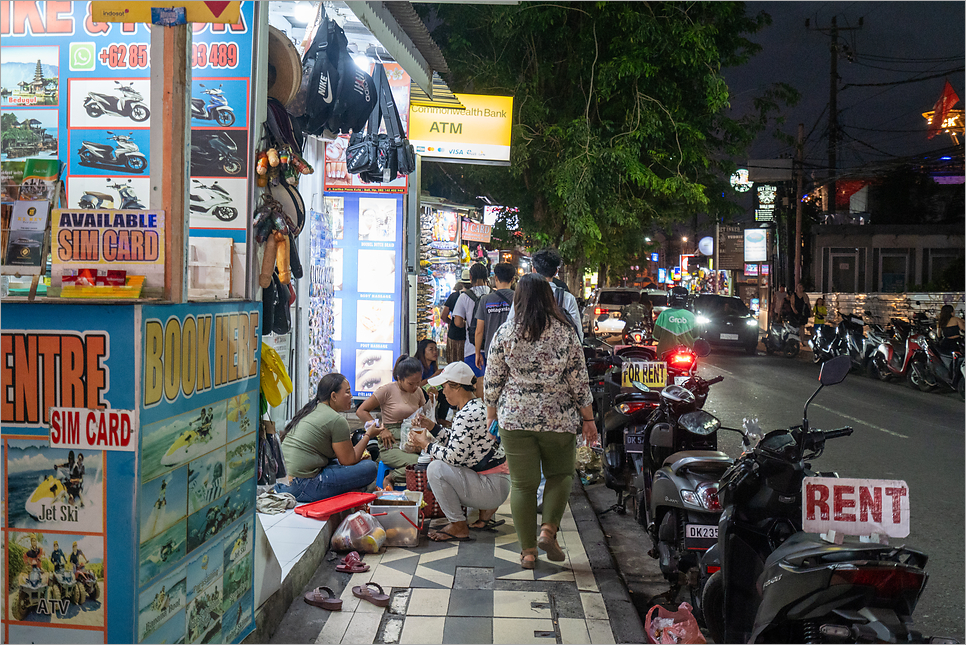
632,333,643,343
696,482,722,511
830,566,926,597
669,351,695,368
595,307,610,315
617,401,659,415
706,566,721,574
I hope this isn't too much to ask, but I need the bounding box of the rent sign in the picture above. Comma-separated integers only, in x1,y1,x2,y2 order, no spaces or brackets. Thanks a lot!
803,477,910,538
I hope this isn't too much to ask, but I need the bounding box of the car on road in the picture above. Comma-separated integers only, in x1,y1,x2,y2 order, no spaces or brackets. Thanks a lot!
582,287,672,337
693,294,759,354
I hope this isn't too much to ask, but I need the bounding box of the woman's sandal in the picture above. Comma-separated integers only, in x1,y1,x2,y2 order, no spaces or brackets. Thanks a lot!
352,581,390,607
537,525,565,562
304,586,343,610
520,548,538,570
335,551,370,573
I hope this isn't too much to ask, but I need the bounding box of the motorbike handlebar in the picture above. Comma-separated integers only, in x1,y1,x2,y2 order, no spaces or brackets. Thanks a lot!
704,376,725,386
822,426,853,440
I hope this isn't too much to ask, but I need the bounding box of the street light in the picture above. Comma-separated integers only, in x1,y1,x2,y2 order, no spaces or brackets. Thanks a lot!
682,236,688,243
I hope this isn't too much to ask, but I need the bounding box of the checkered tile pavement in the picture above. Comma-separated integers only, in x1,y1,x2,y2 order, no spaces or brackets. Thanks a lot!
299,500,617,644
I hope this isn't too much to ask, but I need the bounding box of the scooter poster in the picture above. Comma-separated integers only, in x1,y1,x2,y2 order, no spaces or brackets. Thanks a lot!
0,1,255,243
1,303,137,644
137,302,259,644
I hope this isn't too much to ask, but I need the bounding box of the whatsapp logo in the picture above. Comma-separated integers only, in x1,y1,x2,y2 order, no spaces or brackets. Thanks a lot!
69,43,96,71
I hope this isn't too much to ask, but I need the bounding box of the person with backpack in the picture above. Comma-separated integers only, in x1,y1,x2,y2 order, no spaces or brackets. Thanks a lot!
505,248,583,344
452,263,492,379
474,262,516,372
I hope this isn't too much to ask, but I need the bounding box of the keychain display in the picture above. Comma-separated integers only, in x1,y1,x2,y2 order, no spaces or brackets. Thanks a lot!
307,207,337,393
417,205,463,346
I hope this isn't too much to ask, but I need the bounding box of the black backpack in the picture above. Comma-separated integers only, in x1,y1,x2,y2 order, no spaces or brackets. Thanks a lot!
464,289,487,347
554,286,581,336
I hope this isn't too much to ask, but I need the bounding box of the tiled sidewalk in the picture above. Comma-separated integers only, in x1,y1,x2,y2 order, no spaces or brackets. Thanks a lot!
269,499,620,644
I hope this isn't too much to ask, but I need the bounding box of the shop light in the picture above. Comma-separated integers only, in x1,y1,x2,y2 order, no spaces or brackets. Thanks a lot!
294,1,316,24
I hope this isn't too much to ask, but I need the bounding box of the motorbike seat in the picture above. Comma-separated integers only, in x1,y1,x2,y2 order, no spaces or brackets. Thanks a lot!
664,450,732,474
191,97,206,109
83,142,113,152
763,531,926,571
87,191,114,200
614,390,660,404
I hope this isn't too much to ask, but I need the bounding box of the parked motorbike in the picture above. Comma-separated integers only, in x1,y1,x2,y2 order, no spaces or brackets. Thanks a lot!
698,355,948,643
190,132,242,176
631,376,727,604
107,180,145,210
77,131,146,173
872,313,930,382
763,318,802,358
808,323,838,364
907,328,964,397
191,83,235,127
863,317,894,378
190,180,237,222
83,81,150,122
834,310,879,373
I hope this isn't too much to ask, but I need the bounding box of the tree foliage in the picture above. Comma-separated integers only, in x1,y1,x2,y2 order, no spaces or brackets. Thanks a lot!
419,1,797,279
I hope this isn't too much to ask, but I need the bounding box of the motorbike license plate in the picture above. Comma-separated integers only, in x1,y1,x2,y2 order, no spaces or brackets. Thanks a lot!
685,524,718,550
624,432,646,453
720,333,739,341
621,361,667,388
674,376,690,385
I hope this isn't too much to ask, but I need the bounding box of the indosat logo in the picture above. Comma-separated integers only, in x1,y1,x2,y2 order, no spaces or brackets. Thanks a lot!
100,9,129,18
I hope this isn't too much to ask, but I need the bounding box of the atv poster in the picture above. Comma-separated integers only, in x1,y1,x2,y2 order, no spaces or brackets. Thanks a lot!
315,195,405,396
2,303,137,644
0,1,255,243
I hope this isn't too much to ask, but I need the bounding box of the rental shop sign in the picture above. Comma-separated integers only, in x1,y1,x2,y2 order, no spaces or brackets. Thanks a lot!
803,477,910,538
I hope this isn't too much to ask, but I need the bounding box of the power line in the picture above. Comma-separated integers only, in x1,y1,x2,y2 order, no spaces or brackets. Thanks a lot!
841,67,964,89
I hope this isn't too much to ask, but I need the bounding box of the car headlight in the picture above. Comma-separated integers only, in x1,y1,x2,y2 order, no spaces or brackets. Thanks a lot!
696,315,711,325
746,319,758,326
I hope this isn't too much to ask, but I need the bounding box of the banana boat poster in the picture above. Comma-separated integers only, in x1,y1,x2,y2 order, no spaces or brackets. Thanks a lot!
1,301,259,644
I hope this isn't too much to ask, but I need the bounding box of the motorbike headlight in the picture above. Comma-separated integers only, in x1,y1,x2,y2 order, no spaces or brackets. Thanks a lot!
696,315,711,325
746,319,758,326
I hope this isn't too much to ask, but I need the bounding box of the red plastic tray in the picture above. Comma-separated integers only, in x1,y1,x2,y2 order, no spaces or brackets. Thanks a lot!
294,491,377,520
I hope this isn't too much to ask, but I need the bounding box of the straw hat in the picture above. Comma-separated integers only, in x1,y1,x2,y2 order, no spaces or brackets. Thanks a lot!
267,26,302,107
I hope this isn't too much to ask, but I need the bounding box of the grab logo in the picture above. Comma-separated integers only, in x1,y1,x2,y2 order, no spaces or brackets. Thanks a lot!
668,315,689,324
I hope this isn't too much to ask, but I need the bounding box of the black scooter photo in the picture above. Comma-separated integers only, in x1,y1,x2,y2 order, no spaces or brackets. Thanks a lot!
83,81,150,122
190,132,242,176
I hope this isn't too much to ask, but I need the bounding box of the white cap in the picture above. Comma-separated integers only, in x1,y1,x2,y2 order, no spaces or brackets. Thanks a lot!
427,361,476,387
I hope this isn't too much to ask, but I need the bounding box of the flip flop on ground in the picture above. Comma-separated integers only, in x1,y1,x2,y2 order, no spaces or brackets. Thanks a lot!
352,582,390,607
469,518,505,531
304,586,343,610
428,530,474,542
336,551,370,573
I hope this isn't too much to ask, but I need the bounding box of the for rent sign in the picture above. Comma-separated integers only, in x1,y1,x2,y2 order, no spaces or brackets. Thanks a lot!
803,477,910,538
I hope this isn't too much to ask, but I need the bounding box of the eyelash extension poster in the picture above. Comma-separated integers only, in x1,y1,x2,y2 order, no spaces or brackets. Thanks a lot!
311,195,403,397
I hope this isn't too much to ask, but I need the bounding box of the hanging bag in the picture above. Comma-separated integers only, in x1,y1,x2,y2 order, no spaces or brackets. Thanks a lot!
345,66,383,176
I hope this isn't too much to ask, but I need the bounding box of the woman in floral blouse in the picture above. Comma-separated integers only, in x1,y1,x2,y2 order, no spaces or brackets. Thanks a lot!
410,361,509,542
484,273,597,569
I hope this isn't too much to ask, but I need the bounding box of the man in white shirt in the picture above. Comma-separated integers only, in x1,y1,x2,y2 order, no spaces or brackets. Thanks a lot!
452,263,492,386
505,248,583,344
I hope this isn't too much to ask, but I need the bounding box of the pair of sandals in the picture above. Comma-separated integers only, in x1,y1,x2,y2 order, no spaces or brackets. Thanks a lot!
303,582,390,611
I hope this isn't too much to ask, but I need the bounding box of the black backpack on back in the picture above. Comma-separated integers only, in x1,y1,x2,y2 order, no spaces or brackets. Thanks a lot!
464,289,487,347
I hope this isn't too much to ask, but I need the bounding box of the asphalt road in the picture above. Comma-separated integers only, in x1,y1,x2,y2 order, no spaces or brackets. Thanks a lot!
585,347,965,641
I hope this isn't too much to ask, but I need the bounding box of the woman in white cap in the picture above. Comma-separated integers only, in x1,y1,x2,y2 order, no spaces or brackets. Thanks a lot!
410,361,509,541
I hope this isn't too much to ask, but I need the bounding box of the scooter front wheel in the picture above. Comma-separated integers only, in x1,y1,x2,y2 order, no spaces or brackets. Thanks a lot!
222,160,242,175
700,570,724,642
125,156,147,172
129,104,150,122
214,206,237,222
811,347,824,364
906,358,933,392
784,340,800,358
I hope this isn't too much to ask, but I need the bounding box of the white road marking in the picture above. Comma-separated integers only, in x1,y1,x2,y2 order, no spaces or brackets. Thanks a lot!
813,404,909,439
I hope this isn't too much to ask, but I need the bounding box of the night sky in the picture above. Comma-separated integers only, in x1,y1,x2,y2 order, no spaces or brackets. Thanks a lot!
724,1,965,174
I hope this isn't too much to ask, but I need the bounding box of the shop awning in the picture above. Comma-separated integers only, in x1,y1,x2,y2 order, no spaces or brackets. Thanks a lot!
410,72,465,110
346,1,454,100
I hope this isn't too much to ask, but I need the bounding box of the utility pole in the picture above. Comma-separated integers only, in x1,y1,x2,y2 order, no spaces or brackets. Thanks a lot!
795,123,804,287
807,16,863,218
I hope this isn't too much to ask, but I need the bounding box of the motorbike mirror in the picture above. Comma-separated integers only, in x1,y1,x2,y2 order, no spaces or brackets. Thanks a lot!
678,410,720,436
693,339,711,357
199,83,206,88
631,380,651,393
819,355,850,385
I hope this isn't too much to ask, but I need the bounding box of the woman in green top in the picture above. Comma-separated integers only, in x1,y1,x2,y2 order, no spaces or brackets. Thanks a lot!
275,373,379,502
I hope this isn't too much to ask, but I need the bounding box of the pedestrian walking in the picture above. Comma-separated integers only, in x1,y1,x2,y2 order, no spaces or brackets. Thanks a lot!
441,281,466,363
451,263,492,383
484,274,597,569
473,262,516,371
505,248,583,343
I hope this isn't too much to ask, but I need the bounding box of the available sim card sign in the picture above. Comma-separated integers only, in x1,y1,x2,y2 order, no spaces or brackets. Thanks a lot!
137,302,259,644
320,194,405,396
0,1,254,244
1,304,138,643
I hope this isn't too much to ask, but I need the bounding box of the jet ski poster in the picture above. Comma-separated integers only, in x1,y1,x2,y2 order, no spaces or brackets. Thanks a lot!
225,434,255,492
4,440,104,533
139,467,188,545
136,564,186,643
138,520,187,588
187,448,227,517
140,401,227,484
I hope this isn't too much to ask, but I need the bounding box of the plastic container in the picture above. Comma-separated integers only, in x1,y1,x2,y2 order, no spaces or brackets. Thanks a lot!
369,490,423,547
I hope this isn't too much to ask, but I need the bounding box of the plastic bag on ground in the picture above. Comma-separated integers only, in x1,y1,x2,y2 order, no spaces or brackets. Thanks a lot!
330,510,386,553
644,602,706,644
